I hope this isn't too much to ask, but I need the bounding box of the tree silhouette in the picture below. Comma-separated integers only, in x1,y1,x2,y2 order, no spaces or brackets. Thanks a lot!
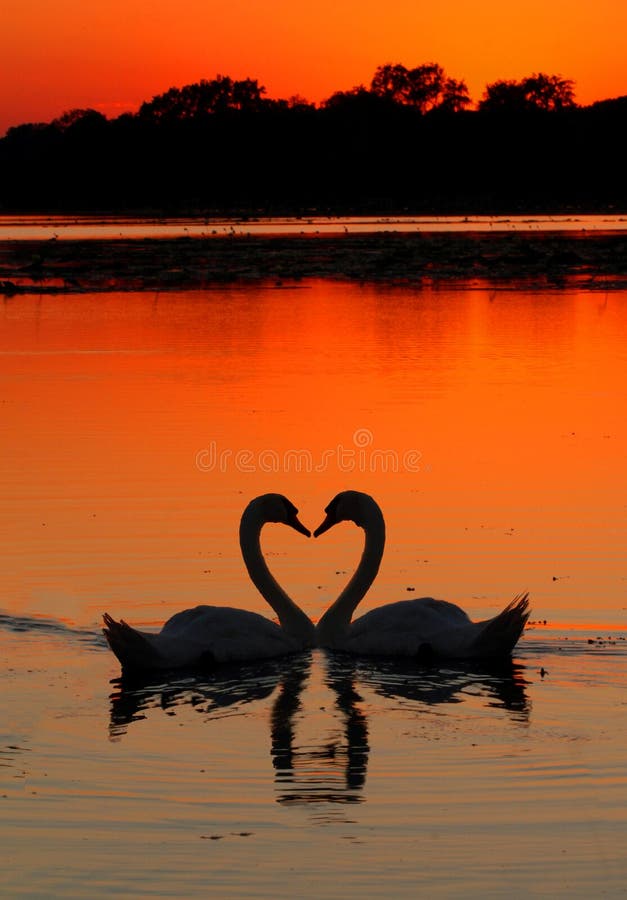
479,73,576,112
370,63,470,112
51,108,108,130
370,64,412,104
138,76,268,122
322,86,396,114
524,73,576,110
439,78,472,112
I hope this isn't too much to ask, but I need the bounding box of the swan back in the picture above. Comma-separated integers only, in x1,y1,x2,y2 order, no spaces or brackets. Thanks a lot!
342,593,530,659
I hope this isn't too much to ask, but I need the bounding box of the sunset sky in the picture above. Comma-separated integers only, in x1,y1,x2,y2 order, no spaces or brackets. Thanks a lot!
2,0,626,135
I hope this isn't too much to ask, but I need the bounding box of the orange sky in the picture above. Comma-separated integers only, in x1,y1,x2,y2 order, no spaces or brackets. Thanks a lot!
2,0,627,134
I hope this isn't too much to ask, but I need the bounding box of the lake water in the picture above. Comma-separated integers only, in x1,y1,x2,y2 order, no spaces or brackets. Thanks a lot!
1,280,627,896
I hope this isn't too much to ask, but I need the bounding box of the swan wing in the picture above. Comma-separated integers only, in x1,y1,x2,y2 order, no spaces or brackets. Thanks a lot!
343,597,472,655
465,592,530,658
103,613,169,670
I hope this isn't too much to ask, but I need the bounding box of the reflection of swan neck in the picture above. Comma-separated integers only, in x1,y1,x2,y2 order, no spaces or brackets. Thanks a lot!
317,502,385,645
240,504,315,644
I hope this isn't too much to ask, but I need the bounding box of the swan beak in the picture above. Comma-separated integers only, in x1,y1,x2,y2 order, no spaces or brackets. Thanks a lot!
289,515,311,538
313,513,335,538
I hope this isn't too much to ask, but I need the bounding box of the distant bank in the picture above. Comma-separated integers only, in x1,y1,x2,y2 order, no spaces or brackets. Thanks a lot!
1,229,626,295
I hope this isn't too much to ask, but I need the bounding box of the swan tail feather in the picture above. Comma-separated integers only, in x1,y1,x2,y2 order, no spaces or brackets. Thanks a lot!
102,613,166,670
471,592,530,657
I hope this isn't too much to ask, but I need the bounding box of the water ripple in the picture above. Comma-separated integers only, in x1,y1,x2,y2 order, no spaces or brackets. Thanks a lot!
0,610,105,649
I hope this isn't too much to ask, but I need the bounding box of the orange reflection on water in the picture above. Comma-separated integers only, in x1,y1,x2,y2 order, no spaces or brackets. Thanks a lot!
1,282,626,630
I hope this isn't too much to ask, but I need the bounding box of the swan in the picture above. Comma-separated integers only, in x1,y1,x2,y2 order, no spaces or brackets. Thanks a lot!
103,494,316,670
314,491,529,659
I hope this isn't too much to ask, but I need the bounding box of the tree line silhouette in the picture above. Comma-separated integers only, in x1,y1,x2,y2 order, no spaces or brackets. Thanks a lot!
1,65,625,213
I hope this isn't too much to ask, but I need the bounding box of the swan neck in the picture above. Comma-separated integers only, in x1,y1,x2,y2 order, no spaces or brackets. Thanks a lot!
240,508,315,644
317,508,385,644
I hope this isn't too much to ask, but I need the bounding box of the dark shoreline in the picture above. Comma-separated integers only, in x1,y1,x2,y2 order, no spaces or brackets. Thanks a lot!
1,230,627,295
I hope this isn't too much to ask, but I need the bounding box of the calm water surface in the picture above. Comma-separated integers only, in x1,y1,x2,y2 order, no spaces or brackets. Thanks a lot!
1,281,626,896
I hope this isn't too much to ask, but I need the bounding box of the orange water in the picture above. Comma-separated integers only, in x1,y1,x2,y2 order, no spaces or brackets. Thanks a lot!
2,283,625,627
1,282,626,896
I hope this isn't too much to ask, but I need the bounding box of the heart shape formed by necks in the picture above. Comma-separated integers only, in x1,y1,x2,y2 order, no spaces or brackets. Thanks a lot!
104,490,529,670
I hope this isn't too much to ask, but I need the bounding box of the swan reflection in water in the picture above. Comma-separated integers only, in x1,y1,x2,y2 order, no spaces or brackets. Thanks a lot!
107,654,301,739
271,652,370,806
353,654,530,717
108,652,529,804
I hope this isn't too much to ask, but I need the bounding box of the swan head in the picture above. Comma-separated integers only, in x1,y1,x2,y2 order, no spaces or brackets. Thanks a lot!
313,490,379,537
252,493,311,537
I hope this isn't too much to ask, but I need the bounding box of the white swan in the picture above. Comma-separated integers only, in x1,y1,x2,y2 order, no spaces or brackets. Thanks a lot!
103,494,316,670
314,491,529,659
